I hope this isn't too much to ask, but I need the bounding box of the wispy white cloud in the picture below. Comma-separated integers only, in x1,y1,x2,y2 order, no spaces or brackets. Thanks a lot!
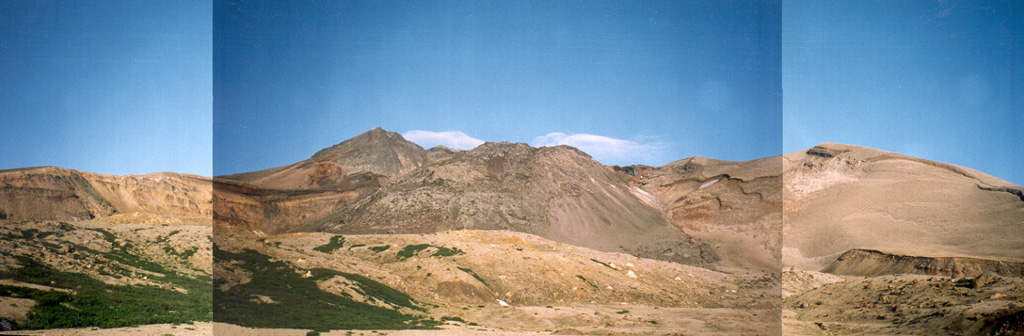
403,130,485,150
531,132,669,165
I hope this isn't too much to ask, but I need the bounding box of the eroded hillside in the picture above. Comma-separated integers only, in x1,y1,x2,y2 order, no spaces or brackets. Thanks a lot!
618,155,783,275
0,167,211,224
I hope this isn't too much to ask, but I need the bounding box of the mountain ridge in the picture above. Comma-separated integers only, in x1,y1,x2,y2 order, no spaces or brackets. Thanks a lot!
0,166,212,224
310,139,714,265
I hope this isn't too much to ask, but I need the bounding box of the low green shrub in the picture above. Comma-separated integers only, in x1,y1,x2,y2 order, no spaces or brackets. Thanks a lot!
313,236,346,253
368,245,390,253
213,247,437,330
396,244,464,261
457,267,488,287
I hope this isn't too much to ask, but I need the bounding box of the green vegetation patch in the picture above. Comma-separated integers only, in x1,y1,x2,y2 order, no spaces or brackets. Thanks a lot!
575,275,599,289
397,244,431,260
5,254,211,330
86,228,117,243
316,269,422,312
313,235,346,254
432,245,464,257
440,316,467,324
590,259,616,270
213,247,438,331
396,244,464,261
457,267,488,287
23,229,55,240
154,230,181,245
1,229,56,241
368,245,391,253
163,246,200,260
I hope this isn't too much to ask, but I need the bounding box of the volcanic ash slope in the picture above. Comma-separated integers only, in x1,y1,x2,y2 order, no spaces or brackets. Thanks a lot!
783,143,1024,272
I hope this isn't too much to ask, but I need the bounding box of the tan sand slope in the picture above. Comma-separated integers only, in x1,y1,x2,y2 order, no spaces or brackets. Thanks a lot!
783,143,1024,271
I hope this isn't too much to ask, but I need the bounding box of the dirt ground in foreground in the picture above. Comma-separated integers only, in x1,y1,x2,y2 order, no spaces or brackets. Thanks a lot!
207,304,778,336
0,304,779,336
0,322,211,336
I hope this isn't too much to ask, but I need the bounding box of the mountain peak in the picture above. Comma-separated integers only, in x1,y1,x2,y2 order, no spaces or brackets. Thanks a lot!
310,127,418,161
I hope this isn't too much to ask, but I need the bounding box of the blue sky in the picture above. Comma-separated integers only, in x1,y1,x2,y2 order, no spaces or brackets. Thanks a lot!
8,1,1015,185
214,0,782,175
784,0,1023,185
0,1,212,176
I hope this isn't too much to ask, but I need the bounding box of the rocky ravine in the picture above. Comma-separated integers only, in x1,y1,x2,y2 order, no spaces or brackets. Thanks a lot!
614,155,783,275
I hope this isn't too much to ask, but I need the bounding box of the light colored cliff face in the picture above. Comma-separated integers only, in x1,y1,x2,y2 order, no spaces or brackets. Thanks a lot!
0,166,211,224
782,143,1024,271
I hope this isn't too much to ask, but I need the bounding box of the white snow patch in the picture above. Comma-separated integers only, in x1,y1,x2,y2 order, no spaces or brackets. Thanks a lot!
699,179,719,190
786,169,857,200
497,299,509,306
630,186,660,209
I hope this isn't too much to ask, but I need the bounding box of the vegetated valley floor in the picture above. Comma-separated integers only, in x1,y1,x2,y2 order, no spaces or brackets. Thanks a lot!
210,229,781,335
0,220,212,334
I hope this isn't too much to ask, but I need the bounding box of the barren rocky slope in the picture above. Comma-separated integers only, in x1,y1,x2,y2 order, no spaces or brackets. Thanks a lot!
214,128,734,267
219,127,426,191
213,128,429,234
314,141,712,266
0,166,211,224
